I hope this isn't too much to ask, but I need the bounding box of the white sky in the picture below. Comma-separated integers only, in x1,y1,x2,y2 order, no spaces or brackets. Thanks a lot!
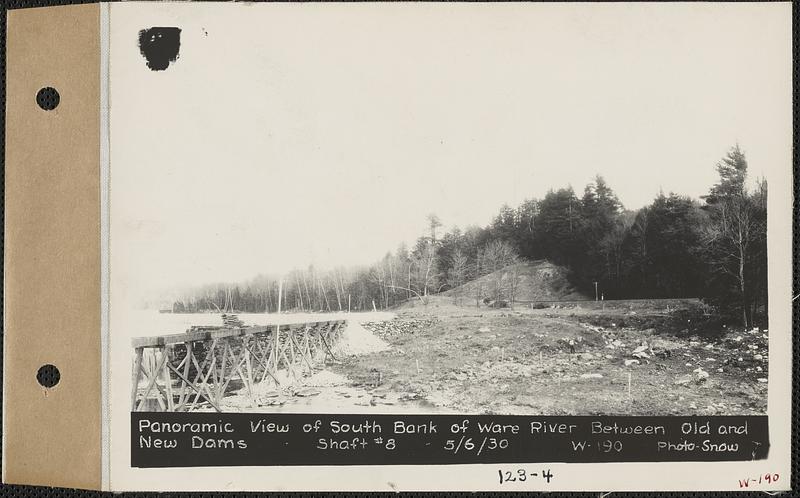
109,2,792,299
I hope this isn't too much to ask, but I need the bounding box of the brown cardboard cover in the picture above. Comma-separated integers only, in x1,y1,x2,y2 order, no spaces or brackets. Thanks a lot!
3,3,101,490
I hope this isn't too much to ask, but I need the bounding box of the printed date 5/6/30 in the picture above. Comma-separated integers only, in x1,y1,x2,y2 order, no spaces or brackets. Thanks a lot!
499,469,554,484
444,436,508,455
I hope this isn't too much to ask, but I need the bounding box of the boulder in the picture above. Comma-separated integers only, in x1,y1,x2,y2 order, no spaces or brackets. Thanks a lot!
693,367,709,382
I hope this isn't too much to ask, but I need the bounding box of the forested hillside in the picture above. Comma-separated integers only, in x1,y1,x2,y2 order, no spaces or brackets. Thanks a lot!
171,145,767,327
441,260,585,305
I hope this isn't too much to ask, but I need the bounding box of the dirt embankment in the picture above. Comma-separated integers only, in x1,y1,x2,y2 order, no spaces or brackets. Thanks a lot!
331,304,767,415
214,301,767,415
440,260,586,303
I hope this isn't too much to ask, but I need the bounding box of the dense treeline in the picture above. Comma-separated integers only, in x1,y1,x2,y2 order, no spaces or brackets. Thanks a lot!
172,145,767,327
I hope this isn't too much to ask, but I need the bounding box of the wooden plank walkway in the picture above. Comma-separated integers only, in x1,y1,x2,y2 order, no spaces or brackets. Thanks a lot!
130,320,346,412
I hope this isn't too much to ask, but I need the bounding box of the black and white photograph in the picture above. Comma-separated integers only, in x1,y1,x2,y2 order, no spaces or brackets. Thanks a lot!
97,1,792,491
2,0,791,493
129,151,769,416
120,4,780,419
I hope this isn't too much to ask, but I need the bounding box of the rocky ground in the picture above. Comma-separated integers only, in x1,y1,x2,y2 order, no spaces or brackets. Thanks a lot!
215,300,768,415
329,302,768,415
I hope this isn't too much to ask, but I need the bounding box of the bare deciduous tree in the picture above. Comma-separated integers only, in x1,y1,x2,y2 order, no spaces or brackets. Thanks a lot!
479,240,520,307
447,249,470,305
703,194,765,328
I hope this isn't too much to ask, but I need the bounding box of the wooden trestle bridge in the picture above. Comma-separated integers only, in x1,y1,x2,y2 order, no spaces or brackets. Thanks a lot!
131,320,346,412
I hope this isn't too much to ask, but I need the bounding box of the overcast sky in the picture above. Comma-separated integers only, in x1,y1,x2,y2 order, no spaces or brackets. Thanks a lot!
109,2,792,300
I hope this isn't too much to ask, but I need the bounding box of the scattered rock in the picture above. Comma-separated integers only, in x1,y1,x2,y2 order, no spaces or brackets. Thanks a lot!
362,318,438,340
631,345,651,359
258,397,286,407
580,373,603,379
693,367,709,382
624,359,640,367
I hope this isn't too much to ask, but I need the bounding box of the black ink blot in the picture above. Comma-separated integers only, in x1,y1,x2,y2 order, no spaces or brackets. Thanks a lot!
138,27,181,71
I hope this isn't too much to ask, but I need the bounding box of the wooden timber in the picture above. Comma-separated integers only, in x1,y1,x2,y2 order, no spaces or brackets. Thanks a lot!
130,320,346,412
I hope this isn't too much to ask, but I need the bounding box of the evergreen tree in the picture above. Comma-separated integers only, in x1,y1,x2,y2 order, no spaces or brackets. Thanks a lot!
702,146,767,327
704,144,747,205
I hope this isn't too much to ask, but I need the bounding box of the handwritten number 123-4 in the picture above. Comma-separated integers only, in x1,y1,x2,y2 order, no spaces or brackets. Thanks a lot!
498,469,553,484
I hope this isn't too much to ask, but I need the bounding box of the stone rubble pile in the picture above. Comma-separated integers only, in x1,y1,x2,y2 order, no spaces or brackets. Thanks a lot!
575,321,770,386
361,318,439,339
221,313,245,327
